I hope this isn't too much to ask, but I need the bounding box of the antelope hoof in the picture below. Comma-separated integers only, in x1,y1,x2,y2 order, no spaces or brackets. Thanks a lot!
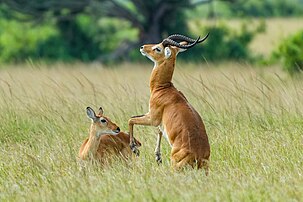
132,146,140,156
130,142,140,157
155,153,162,165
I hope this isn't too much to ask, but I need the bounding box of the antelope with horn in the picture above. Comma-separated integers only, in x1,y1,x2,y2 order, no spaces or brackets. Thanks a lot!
79,107,141,163
128,34,210,173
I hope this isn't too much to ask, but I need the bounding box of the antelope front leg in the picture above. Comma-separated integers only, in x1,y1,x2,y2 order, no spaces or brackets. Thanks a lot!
155,129,162,165
128,114,153,156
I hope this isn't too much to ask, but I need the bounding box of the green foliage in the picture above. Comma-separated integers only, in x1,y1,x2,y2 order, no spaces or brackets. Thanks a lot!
0,15,106,63
0,17,262,63
0,14,140,63
272,30,303,74
227,0,303,17
96,18,138,54
0,19,57,63
0,4,12,19
162,8,188,36
181,22,263,62
37,15,101,62
192,0,303,18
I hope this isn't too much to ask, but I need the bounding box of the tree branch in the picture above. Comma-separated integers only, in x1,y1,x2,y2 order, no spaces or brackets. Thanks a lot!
2,0,89,20
103,0,144,30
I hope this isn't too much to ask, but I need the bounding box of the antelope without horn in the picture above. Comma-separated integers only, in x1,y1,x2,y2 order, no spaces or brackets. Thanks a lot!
79,107,141,163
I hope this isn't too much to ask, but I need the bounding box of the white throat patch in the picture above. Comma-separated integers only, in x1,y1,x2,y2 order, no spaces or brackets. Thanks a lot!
142,52,158,69
96,130,118,137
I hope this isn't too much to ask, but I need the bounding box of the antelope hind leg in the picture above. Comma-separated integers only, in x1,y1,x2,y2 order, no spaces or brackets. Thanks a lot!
155,129,163,164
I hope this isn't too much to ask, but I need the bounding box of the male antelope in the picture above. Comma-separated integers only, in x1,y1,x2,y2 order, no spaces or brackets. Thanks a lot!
79,107,141,162
128,34,210,173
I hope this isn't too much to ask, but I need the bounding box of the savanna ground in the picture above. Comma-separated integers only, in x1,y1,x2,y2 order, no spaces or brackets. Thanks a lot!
0,18,303,201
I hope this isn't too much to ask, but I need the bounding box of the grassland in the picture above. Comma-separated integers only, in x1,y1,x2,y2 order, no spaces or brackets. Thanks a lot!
0,62,302,201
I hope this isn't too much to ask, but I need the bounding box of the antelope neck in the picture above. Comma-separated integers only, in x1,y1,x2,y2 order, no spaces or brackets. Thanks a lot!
150,60,175,92
90,124,104,138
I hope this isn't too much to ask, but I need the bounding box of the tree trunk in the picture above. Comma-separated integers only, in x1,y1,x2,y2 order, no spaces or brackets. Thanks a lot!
99,2,169,62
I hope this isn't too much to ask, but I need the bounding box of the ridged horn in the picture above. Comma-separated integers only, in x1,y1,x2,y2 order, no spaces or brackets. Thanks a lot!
162,36,201,49
168,33,209,44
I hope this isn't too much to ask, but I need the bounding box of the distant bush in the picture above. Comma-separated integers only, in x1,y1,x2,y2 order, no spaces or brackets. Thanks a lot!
227,0,303,17
0,19,57,63
0,17,101,63
0,15,138,63
36,15,101,62
272,30,303,74
180,21,264,62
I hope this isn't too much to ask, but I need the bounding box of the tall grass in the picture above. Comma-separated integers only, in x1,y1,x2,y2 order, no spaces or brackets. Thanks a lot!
0,63,302,201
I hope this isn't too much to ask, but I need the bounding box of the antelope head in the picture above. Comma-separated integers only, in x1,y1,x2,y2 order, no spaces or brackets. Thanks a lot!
140,33,209,65
86,107,121,137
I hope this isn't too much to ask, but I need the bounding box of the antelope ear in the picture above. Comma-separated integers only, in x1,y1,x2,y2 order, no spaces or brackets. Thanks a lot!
164,47,171,59
98,107,104,116
86,107,97,121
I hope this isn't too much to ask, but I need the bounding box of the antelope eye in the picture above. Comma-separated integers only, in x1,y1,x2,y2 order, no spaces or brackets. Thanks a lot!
154,47,161,52
100,119,107,123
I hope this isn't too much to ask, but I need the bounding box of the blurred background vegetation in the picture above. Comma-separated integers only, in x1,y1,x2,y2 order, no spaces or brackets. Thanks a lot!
0,0,303,74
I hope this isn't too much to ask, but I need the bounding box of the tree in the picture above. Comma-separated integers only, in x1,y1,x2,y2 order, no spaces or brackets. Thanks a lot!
1,0,215,61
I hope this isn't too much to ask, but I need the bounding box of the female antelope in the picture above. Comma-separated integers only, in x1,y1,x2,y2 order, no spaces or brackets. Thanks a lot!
79,107,141,162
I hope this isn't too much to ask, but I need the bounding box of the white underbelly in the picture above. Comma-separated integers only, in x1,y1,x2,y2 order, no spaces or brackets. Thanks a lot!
158,125,172,147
